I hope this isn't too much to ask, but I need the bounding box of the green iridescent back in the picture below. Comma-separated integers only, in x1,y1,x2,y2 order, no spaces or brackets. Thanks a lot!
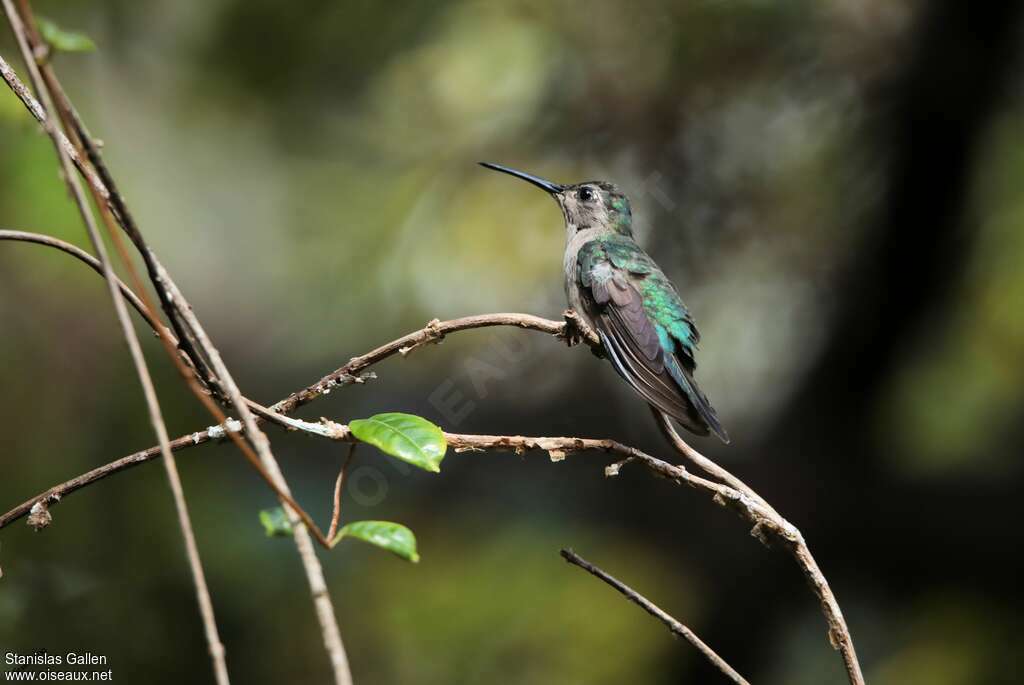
579,233,699,363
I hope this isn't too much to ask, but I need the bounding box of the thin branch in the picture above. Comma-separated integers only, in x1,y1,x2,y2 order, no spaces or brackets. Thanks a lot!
652,409,779,517
327,446,356,543
271,310,594,416
654,411,863,684
2,13,280,511
0,418,771,536
0,230,181,342
0,6,229,683
0,54,107,200
0,228,862,684
62,82,219,393
560,549,749,685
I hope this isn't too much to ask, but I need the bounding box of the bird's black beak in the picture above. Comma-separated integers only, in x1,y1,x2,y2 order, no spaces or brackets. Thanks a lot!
478,162,563,195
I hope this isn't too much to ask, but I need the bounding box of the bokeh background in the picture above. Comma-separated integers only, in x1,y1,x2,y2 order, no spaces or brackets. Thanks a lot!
2,1,1023,683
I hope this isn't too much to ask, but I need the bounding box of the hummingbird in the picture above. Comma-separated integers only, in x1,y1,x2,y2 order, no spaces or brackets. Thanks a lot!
480,162,728,443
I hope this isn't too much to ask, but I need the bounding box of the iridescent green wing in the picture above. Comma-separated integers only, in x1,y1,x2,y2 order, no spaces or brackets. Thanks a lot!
579,236,727,441
600,237,700,369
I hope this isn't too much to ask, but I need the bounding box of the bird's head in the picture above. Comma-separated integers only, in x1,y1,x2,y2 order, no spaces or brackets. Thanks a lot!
479,162,633,237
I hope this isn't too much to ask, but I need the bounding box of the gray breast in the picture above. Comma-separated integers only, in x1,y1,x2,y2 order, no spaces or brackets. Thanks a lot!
563,229,599,323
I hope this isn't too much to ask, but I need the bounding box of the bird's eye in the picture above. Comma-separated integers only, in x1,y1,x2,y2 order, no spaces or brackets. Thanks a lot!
578,187,594,202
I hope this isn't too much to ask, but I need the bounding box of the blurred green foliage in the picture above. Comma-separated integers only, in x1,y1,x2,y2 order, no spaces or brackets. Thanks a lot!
258,506,293,538
36,16,96,53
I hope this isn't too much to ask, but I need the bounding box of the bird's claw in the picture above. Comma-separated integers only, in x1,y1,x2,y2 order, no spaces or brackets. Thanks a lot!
562,309,602,355
561,309,583,347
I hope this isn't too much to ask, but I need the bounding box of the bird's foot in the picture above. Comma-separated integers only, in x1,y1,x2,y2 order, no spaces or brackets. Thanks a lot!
562,309,603,356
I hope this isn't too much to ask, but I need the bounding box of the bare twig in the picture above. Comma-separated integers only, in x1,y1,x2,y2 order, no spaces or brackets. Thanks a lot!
653,410,779,517
0,6,229,683
560,549,749,685
7,203,340,547
0,230,164,329
654,411,863,685
271,311,587,416
327,446,356,543
0,54,107,198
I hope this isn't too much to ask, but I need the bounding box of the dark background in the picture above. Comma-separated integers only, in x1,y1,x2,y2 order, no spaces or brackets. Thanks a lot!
2,1,1023,683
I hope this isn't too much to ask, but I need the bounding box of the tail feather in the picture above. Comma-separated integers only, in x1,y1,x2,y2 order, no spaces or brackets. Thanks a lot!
600,328,727,442
664,354,730,444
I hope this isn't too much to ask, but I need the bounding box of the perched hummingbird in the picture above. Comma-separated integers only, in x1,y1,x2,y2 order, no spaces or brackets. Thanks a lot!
480,162,728,443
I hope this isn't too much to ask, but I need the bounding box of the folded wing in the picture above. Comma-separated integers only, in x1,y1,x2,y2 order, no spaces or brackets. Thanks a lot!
579,239,728,443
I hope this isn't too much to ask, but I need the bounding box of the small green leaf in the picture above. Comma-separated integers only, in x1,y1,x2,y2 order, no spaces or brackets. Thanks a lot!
259,507,293,537
349,412,447,472
334,520,419,562
37,16,97,53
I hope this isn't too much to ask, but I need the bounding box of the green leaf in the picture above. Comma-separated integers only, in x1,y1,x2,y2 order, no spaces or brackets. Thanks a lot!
37,16,97,53
259,507,293,537
349,412,446,472
334,520,419,562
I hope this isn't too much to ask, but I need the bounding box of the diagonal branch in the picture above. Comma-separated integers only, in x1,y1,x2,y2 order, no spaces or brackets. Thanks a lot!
560,549,749,685
0,54,107,200
0,5,229,683
10,0,216,390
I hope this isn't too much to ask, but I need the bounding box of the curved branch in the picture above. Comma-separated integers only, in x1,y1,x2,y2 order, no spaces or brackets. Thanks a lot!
0,231,341,548
270,310,596,416
0,230,175,336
